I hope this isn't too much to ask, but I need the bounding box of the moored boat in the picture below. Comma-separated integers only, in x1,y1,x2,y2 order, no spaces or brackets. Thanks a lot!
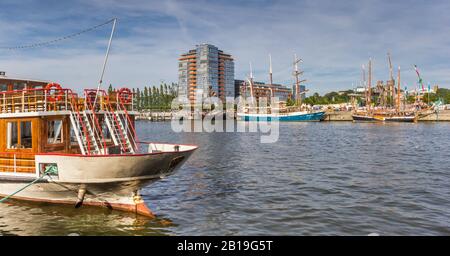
0,73,197,217
237,110,325,121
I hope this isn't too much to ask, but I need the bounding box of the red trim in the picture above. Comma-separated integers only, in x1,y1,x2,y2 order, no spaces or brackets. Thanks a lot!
0,144,197,158
0,193,155,218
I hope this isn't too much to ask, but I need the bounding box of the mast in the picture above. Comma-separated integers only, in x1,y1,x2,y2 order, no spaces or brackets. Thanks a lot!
367,58,372,113
249,62,255,105
388,52,393,81
362,64,366,108
387,52,394,106
397,66,401,112
293,54,303,106
269,54,273,97
93,18,117,107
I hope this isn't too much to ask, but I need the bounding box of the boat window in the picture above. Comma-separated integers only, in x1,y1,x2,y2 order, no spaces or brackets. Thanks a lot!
47,120,63,144
7,121,33,149
7,122,19,149
20,121,33,148
13,82,26,91
0,84,7,92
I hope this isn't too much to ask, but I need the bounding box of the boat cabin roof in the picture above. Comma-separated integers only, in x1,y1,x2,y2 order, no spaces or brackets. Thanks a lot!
0,74,49,91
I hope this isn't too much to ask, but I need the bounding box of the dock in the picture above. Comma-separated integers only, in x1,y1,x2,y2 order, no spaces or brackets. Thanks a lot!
136,111,173,121
323,110,450,122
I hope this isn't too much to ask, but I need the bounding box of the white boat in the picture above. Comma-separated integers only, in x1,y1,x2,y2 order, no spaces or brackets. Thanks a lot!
0,74,197,217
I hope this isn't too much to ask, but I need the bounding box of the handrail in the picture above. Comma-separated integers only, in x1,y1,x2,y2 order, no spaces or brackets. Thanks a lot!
103,93,129,153
67,91,92,155
84,89,108,154
117,96,139,152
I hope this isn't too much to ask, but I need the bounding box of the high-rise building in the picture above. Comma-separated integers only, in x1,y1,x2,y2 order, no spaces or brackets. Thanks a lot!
178,44,234,105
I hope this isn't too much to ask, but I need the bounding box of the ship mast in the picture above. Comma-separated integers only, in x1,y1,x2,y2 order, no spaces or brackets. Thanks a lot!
293,54,303,107
367,58,372,113
387,52,394,106
397,66,401,112
269,54,274,97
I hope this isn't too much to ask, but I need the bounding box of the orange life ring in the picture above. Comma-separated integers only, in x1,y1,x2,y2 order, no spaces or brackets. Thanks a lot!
86,91,97,104
118,87,132,103
45,83,64,102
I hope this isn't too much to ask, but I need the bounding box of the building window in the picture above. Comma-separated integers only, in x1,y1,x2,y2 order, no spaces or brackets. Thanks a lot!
7,121,32,149
47,120,63,144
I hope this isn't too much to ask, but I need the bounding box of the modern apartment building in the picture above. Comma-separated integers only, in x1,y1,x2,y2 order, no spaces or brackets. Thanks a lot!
178,44,234,105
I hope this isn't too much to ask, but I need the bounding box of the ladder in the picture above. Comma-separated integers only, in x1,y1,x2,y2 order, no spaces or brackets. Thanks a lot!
104,107,135,154
69,109,103,155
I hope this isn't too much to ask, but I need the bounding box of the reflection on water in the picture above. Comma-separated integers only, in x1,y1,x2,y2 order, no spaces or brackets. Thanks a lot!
1,121,450,235
0,199,174,236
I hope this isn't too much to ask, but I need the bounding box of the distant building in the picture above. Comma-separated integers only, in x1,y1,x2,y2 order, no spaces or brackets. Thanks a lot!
178,44,234,105
235,79,292,102
292,84,306,101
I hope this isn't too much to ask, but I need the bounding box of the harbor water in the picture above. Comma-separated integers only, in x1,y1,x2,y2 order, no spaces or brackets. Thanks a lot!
1,121,450,235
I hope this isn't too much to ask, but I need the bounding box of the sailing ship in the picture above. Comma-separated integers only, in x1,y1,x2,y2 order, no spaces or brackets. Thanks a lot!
0,73,197,217
352,54,428,123
237,54,325,122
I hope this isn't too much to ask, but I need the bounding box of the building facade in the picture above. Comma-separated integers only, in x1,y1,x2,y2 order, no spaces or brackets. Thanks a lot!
178,44,234,105
292,84,306,101
235,79,292,102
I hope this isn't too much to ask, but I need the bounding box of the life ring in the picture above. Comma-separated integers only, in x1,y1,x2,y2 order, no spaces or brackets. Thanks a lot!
86,91,97,104
45,83,64,102
118,87,132,103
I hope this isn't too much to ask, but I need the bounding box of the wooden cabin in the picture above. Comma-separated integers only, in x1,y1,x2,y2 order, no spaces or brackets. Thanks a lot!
0,72,136,175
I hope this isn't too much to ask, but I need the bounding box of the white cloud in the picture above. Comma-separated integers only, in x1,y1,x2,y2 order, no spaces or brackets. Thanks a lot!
0,0,449,95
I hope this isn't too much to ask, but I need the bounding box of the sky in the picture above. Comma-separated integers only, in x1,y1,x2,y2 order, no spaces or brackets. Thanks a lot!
0,0,450,95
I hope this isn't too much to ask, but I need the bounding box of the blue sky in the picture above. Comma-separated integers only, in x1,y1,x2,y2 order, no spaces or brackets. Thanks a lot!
1,0,449,94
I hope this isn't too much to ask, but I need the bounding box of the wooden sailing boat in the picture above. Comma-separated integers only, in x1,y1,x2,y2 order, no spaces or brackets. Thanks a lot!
352,54,419,123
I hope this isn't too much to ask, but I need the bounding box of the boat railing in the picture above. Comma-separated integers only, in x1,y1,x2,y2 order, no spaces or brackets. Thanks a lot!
84,90,108,154
0,152,36,174
0,87,135,114
116,94,139,152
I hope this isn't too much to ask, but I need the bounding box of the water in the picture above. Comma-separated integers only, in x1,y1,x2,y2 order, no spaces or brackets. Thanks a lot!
1,121,450,235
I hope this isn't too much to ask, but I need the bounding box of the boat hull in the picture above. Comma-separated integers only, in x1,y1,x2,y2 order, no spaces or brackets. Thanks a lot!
0,143,198,217
353,114,416,123
383,116,416,122
0,179,157,217
352,114,376,122
238,111,325,122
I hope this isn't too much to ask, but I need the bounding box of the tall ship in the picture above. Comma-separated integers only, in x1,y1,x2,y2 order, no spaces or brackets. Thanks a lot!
237,54,325,122
352,54,431,123
0,72,197,217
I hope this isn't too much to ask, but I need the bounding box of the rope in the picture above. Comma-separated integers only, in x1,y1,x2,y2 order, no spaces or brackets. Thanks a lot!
0,165,58,203
0,19,115,50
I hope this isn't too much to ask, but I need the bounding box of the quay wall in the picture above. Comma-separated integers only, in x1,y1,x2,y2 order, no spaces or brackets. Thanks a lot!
322,110,450,122
135,110,450,122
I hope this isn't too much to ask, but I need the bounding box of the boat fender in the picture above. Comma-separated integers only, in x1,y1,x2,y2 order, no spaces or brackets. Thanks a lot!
75,186,87,208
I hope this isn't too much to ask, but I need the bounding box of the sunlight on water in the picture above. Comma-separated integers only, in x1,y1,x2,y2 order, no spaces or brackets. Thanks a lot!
1,121,450,235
